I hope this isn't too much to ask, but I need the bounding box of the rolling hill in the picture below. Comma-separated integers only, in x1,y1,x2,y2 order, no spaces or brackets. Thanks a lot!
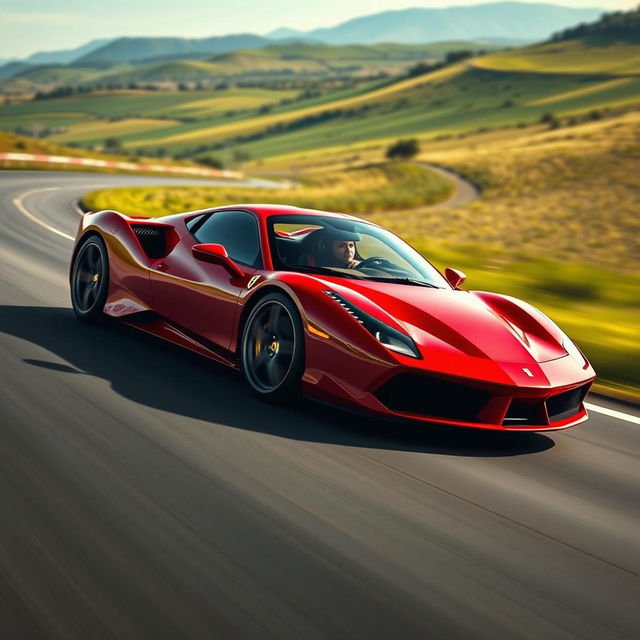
473,7,640,76
0,41,499,91
74,34,277,66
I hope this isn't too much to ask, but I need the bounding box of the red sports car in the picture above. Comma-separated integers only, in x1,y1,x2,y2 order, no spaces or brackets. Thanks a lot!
70,204,595,431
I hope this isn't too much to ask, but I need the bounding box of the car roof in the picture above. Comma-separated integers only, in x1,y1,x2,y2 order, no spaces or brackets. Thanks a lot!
222,204,363,222
157,204,368,228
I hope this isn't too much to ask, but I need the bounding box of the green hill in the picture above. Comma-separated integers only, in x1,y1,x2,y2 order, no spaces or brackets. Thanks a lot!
124,59,640,159
551,7,640,43
9,65,102,85
472,8,640,76
472,40,640,76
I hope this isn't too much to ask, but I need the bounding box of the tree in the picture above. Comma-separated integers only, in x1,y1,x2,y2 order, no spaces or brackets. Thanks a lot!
445,50,473,64
198,155,224,169
104,137,122,152
386,138,420,161
408,61,432,77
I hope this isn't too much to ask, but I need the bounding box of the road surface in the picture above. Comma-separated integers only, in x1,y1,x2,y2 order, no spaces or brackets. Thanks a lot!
1,171,639,639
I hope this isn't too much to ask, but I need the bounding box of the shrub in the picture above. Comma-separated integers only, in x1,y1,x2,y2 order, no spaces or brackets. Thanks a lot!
386,139,420,161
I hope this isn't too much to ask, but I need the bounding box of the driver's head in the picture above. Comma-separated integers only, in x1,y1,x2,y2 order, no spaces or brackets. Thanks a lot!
331,239,356,266
320,225,361,267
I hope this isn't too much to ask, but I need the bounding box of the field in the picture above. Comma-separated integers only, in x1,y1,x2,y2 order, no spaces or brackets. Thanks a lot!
187,67,640,161
2,38,639,161
47,64,640,159
473,39,640,76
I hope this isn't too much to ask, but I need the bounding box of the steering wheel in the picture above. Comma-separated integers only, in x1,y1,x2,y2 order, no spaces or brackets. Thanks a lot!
357,256,392,269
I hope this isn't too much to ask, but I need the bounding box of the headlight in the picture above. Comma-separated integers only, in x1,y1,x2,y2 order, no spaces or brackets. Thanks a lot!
325,291,421,359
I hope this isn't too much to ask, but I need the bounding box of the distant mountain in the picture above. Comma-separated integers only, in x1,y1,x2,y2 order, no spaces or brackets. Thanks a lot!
25,39,114,65
267,27,305,39
0,61,32,80
275,2,605,45
75,34,277,65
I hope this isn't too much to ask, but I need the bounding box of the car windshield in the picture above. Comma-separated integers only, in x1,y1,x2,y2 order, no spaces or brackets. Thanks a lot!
268,214,450,288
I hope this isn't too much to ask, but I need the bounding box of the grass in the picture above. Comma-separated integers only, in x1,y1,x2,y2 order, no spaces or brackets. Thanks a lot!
0,87,295,122
0,83,384,149
473,40,640,76
82,162,454,216
127,64,467,149
48,117,182,144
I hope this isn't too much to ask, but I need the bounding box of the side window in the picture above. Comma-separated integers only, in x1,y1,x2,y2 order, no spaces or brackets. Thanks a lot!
193,210,262,268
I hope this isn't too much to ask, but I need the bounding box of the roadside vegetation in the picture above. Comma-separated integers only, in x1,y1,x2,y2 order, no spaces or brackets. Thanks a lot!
83,162,453,215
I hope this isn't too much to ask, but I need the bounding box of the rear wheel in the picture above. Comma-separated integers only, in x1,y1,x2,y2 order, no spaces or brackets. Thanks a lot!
70,235,109,322
241,293,304,401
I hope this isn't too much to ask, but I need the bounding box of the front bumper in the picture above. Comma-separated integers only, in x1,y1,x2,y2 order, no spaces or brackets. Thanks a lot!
303,336,595,431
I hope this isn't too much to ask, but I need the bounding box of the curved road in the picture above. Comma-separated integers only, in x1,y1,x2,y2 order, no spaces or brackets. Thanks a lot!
423,163,480,209
1,171,639,639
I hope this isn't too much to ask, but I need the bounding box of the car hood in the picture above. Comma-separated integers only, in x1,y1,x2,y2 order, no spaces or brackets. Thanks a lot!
324,278,567,364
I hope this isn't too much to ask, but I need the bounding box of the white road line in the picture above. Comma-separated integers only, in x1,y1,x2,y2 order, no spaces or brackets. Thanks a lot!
585,402,640,425
12,187,74,242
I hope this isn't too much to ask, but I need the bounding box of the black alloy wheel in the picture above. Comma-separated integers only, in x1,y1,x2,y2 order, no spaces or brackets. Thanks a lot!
241,293,304,400
71,235,109,321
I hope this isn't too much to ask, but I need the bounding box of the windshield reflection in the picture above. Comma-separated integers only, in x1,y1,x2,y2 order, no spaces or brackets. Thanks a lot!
268,215,450,288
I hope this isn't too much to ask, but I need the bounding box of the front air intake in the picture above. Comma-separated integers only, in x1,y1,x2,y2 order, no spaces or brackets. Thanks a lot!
374,373,490,421
546,384,589,422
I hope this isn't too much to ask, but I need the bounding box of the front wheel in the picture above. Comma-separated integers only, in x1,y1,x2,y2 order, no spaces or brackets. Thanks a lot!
241,293,304,401
70,234,109,322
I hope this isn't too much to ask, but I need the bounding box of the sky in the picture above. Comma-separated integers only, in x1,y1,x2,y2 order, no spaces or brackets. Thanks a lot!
0,0,635,59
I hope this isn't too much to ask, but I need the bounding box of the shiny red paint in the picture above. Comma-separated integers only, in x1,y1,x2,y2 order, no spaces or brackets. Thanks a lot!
71,204,596,431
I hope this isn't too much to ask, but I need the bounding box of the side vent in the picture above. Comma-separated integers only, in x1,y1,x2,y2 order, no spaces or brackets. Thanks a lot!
131,224,166,259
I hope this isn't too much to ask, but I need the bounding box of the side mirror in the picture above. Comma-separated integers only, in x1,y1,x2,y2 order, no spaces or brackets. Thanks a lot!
445,267,466,289
192,243,244,278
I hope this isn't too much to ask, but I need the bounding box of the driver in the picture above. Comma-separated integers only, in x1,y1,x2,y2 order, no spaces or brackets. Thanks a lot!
319,226,361,269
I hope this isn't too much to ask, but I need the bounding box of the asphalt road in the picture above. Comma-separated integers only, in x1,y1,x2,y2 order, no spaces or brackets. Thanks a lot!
422,163,480,209
1,170,639,640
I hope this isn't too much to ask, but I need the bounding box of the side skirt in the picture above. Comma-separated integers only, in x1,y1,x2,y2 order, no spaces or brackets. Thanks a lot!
121,313,239,369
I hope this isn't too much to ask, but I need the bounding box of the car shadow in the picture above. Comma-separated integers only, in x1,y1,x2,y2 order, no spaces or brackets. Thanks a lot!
1,306,554,457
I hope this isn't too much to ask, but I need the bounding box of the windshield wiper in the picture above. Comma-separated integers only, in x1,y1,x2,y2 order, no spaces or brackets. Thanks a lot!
366,277,441,288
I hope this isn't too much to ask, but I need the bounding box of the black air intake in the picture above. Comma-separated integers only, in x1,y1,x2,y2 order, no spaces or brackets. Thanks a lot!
546,384,589,422
131,224,166,259
374,373,490,421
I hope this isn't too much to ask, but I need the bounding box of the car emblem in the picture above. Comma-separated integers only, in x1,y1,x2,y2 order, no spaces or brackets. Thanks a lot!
522,368,534,377
247,275,260,289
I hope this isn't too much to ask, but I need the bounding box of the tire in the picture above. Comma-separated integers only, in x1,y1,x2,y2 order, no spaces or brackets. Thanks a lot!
241,292,304,401
70,234,110,322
